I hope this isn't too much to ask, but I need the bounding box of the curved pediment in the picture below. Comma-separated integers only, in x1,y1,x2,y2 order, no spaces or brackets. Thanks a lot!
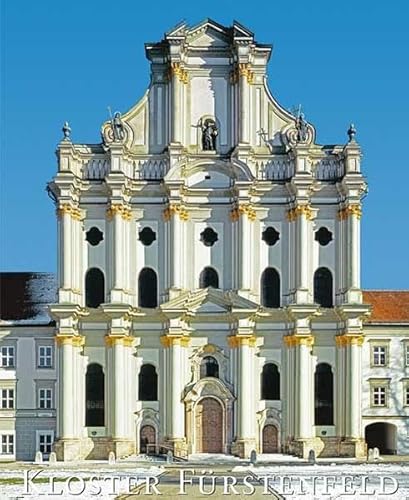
165,158,254,186
184,377,235,404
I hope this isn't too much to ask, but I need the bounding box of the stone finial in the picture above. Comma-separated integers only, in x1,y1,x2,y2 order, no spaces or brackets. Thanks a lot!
347,123,356,142
62,121,71,141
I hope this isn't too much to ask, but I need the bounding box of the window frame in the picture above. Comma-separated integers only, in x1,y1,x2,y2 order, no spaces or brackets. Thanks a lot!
38,388,53,410
0,434,14,455
0,346,15,368
0,388,14,410
369,340,390,368
38,345,53,369
36,431,54,456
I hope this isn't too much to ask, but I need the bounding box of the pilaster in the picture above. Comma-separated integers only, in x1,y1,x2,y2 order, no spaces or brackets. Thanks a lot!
160,333,190,456
229,333,257,458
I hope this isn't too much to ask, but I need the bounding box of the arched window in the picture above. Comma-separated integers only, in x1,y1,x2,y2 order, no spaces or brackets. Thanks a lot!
85,268,105,308
315,363,334,425
313,267,333,307
261,363,280,400
138,268,158,308
261,268,281,308
199,267,219,288
86,363,104,426
138,364,158,401
200,356,219,378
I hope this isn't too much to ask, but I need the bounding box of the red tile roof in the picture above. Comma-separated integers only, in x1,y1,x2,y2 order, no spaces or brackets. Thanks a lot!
363,291,409,323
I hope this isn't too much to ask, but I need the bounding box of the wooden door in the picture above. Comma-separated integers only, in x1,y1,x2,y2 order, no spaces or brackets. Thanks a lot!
196,398,223,453
262,424,278,453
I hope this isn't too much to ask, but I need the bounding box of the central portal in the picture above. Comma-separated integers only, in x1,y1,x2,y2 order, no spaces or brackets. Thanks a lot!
195,397,223,453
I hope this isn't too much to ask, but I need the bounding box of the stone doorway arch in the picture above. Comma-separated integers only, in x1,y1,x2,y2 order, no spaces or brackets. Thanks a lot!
195,397,223,453
140,425,156,454
262,424,279,453
184,378,235,454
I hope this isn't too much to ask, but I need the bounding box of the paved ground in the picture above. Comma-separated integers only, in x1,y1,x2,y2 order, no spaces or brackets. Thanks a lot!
117,465,283,499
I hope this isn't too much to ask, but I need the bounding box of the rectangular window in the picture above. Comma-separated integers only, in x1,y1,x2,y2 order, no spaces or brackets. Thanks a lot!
1,434,14,455
406,346,409,366
38,432,53,455
1,346,15,368
373,386,386,406
405,387,409,406
373,346,386,366
1,389,14,409
38,346,53,368
38,389,52,409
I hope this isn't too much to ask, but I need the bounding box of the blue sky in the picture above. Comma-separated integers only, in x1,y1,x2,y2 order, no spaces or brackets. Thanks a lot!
1,0,408,289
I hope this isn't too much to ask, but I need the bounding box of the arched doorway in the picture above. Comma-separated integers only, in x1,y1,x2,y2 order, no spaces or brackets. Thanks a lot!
262,425,279,453
140,425,156,454
195,398,223,453
365,423,397,455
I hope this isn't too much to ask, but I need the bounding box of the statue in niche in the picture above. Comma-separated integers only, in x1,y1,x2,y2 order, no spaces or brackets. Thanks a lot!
295,112,308,142
110,111,125,142
201,118,218,151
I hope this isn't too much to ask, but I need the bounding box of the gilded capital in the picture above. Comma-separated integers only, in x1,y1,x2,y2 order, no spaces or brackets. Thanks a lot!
55,334,85,347
163,203,189,221
160,335,191,348
230,203,257,222
169,62,189,84
338,204,362,220
283,335,314,348
106,203,132,221
105,335,134,347
335,334,364,347
57,203,83,221
287,204,313,222
228,335,257,348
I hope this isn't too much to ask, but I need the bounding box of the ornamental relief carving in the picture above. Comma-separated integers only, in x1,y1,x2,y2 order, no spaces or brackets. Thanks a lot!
188,343,230,387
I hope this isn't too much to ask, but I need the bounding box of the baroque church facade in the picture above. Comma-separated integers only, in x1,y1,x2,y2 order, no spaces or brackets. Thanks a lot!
1,20,409,462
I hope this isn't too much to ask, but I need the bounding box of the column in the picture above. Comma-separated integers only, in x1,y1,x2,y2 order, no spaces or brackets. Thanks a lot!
105,335,135,456
55,334,85,461
289,205,313,303
347,205,362,292
238,64,250,144
57,205,72,294
166,204,187,293
236,204,256,294
335,334,365,457
161,335,188,455
347,336,363,438
283,335,314,457
107,202,130,302
229,335,256,458
58,338,74,439
170,63,182,144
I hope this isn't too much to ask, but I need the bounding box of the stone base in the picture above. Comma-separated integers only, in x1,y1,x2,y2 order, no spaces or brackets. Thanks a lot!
54,438,93,462
108,439,136,459
231,439,257,459
288,437,367,459
163,438,188,458
54,437,136,461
